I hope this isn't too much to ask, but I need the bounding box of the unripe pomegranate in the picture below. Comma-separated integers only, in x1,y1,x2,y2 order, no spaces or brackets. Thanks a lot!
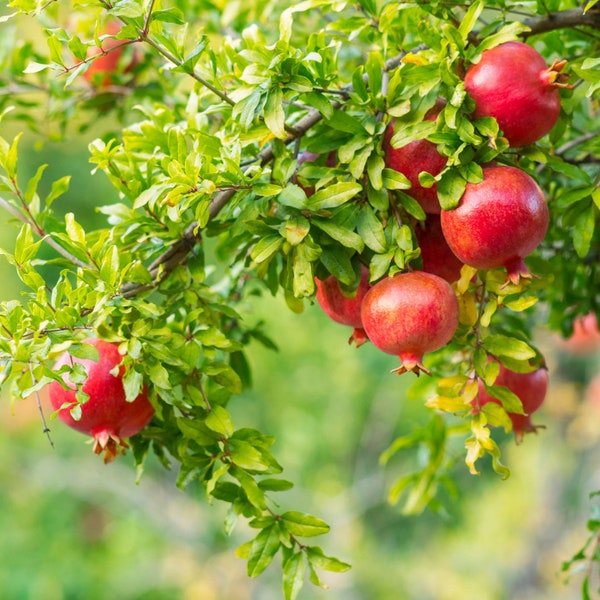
315,263,371,346
360,271,459,375
474,364,548,443
48,338,154,463
464,41,568,147
415,215,464,283
558,313,600,355
383,102,446,214
440,165,549,285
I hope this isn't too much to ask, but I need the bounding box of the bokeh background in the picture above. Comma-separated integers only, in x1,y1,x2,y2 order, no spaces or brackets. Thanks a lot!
1,49,600,600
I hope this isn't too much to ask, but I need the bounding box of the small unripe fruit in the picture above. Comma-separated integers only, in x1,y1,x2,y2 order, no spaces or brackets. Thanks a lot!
360,271,459,375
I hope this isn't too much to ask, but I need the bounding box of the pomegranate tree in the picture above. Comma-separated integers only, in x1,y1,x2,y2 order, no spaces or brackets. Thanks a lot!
440,165,549,285
474,364,548,443
415,215,464,283
315,264,371,346
48,338,154,463
360,271,459,375
383,102,447,214
464,41,568,147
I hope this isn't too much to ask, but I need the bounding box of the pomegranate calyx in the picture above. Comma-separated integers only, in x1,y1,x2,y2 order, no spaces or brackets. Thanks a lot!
502,256,538,288
349,328,369,347
545,58,573,89
391,353,431,377
514,422,546,445
92,428,128,464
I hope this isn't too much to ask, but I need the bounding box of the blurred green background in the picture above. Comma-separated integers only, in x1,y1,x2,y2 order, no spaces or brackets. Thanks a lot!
1,111,600,600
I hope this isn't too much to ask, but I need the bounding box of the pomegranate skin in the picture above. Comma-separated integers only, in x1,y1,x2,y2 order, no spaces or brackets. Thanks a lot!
360,271,459,375
440,165,548,285
475,365,548,443
464,41,562,147
49,338,154,462
383,102,447,214
558,313,600,355
415,215,464,283
315,264,371,346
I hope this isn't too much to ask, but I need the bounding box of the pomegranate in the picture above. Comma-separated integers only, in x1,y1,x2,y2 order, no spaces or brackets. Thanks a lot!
48,338,154,463
360,271,459,375
383,101,446,214
474,364,548,443
558,312,600,355
315,263,371,346
464,41,568,147
83,22,137,88
440,165,549,285
415,215,464,283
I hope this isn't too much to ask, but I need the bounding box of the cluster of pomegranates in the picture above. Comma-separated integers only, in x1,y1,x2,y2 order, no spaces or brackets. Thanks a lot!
315,40,569,440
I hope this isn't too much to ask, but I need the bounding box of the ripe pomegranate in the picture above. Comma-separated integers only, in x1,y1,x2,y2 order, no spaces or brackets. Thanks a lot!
474,364,548,443
558,312,600,355
83,22,137,88
464,41,569,147
315,263,371,346
360,271,459,375
48,338,154,463
383,101,447,214
440,165,548,285
415,215,464,283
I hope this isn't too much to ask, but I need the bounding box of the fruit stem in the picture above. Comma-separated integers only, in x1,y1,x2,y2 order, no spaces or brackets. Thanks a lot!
544,59,574,89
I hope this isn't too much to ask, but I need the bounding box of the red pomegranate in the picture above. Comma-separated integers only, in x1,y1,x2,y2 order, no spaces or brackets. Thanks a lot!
464,41,568,147
558,313,600,355
474,364,548,443
360,271,459,375
83,22,137,88
48,338,154,463
383,102,446,214
415,215,464,283
315,264,371,346
440,165,548,285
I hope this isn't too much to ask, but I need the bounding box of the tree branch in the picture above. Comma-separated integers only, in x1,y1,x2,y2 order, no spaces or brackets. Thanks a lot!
521,6,600,38
119,53,408,300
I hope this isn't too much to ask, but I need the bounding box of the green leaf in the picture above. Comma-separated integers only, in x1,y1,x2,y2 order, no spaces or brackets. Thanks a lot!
205,405,234,438
306,546,351,573
251,235,284,263
228,439,270,472
458,0,484,39
64,212,86,246
281,511,330,537
264,86,286,139
437,170,466,210
258,478,294,491
573,204,596,258
283,552,306,600
308,182,362,210
279,184,308,209
247,524,281,577
484,384,525,415
312,218,364,252
357,204,386,253
482,334,536,361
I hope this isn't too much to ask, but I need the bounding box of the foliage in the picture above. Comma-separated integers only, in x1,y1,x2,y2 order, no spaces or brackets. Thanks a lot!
0,0,598,597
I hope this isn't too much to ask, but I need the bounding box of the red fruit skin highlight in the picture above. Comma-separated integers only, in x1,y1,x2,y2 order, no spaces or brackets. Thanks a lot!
440,165,549,285
315,264,371,346
464,41,563,147
360,271,459,375
49,338,154,463
474,365,548,443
